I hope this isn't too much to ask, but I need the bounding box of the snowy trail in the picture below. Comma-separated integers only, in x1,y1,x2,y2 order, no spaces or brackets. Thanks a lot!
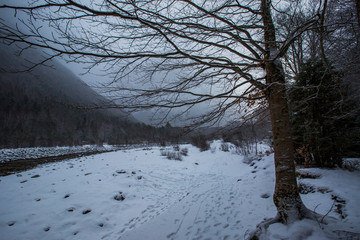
121,176,246,240
118,147,277,240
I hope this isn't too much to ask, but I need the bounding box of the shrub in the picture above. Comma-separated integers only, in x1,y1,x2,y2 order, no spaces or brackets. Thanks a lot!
220,143,229,152
160,149,182,161
342,158,360,171
191,135,210,151
180,147,188,156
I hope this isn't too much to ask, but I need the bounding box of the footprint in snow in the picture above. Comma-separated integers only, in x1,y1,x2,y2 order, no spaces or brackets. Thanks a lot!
261,193,270,199
67,207,75,212
114,192,125,201
82,209,92,215
8,221,15,226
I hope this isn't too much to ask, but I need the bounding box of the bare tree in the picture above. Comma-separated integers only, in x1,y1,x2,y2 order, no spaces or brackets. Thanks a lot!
0,0,326,226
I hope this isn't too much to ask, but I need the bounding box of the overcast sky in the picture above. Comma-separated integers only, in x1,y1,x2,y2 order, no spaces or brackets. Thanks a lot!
0,1,260,127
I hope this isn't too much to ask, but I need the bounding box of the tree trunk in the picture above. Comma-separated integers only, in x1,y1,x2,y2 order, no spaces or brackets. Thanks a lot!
261,0,308,223
265,61,307,223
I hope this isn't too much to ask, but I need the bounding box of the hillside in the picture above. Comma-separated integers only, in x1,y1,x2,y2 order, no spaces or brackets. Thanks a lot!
0,45,175,147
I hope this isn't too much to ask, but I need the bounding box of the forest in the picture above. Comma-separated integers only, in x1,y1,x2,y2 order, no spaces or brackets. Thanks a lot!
0,45,185,147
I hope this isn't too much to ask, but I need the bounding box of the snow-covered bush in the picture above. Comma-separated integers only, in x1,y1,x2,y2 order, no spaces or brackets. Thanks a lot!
220,143,229,152
342,158,360,171
160,149,182,161
180,148,188,156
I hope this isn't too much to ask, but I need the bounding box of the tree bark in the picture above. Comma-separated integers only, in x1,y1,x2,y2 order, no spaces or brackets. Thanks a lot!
261,0,307,223
265,62,308,223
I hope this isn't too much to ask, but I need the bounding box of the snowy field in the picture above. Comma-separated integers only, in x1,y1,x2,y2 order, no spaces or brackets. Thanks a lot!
0,141,359,240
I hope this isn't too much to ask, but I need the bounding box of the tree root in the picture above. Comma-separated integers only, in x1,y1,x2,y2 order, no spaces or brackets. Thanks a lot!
246,207,337,240
246,214,281,240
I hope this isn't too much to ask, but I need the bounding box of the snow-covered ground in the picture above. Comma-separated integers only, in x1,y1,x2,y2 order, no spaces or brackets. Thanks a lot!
0,141,359,239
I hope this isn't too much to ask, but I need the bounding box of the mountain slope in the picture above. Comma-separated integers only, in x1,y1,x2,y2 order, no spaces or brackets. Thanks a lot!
0,44,169,147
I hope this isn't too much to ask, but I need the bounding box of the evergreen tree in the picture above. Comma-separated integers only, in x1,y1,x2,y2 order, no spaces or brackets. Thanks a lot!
289,60,358,167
